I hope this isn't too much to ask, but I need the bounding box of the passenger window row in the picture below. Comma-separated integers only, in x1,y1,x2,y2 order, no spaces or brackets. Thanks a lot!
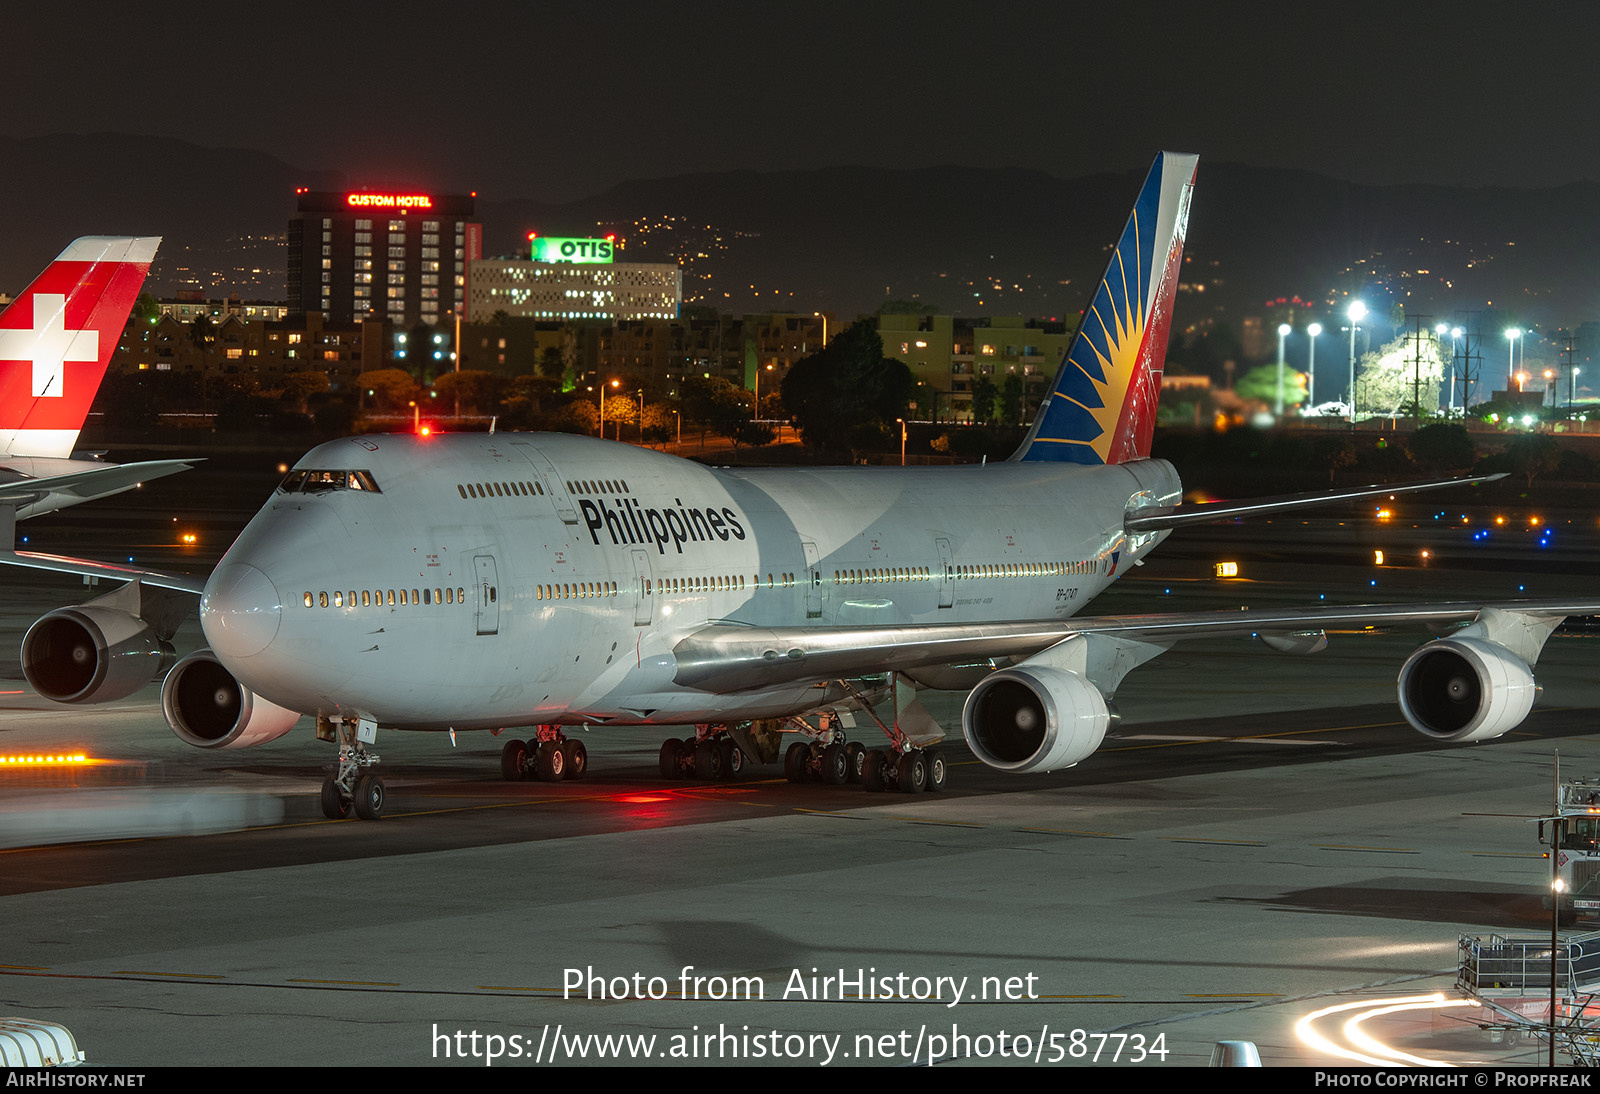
957,561,1093,579
835,566,931,584
640,573,795,596
537,582,618,600
565,478,631,496
304,586,472,608
458,480,545,499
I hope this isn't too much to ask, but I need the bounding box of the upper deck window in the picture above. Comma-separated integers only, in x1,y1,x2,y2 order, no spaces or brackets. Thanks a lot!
278,469,382,495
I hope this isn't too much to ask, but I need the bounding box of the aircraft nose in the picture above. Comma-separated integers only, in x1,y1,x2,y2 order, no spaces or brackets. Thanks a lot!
201,563,283,660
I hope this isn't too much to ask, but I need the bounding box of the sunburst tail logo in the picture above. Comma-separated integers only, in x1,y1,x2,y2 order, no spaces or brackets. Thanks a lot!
1012,152,1197,464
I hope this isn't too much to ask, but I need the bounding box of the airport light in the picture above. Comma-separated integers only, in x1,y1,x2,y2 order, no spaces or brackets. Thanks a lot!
1306,323,1322,406
1346,301,1366,422
1276,323,1291,417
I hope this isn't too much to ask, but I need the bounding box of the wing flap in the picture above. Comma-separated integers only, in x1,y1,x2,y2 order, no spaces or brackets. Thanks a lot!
672,599,1600,694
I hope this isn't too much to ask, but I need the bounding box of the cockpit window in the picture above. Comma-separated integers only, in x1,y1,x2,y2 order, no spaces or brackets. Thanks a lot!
277,469,382,494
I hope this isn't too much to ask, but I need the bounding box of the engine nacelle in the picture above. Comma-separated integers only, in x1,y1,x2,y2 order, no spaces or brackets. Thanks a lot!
962,665,1109,773
161,649,302,749
1397,637,1536,743
21,606,174,703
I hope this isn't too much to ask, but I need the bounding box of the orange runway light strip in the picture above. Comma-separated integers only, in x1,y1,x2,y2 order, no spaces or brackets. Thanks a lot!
0,753,91,767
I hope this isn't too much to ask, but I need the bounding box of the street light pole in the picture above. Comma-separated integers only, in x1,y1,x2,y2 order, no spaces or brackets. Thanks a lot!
1276,323,1291,418
1306,323,1322,408
1346,301,1367,423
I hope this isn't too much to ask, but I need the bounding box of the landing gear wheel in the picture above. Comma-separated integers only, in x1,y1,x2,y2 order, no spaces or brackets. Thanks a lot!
353,774,386,820
897,749,927,794
561,739,587,781
924,749,947,792
719,738,743,779
862,749,886,793
845,742,866,784
694,739,723,780
319,777,350,819
659,738,685,779
784,742,810,783
821,742,849,785
500,739,529,781
536,739,566,782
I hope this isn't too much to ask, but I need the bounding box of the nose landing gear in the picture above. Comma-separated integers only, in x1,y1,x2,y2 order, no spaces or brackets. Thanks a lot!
318,715,385,821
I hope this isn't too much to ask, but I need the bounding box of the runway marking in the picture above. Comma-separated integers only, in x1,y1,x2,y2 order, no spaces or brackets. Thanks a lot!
0,963,48,970
1187,993,1282,998
287,977,400,987
1315,844,1419,854
1105,722,1405,751
1161,837,1266,846
1017,827,1132,839
892,818,986,828
113,970,226,979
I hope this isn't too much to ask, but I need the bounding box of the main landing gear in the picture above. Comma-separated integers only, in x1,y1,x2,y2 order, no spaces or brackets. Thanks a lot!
829,684,949,795
782,712,865,786
501,726,588,782
659,725,746,781
319,715,386,821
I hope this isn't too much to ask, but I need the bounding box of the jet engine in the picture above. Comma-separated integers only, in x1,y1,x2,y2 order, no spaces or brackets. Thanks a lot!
161,649,301,749
1397,637,1536,743
21,606,174,704
962,666,1109,773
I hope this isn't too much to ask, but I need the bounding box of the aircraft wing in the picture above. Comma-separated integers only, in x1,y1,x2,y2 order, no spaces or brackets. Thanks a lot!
671,599,1600,693
0,548,205,595
0,459,196,505
1124,473,1506,533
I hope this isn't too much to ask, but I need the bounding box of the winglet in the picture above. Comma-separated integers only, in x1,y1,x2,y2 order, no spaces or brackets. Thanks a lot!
0,236,161,459
1011,154,1197,465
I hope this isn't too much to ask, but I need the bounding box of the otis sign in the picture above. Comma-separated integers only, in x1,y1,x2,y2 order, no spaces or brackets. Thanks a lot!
530,236,615,264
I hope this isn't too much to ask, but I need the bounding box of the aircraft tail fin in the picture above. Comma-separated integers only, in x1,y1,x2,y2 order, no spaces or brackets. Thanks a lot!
1010,153,1196,465
0,237,161,459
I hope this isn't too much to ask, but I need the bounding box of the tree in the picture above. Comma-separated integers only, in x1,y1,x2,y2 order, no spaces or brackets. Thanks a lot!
1406,423,1475,472
281,371,330,413
970,375,998,424
780,319,913,453
1356,332,1446,418
358,368,419,410
1503,433,1561,488
432,370,505,415
1233,364,1306,407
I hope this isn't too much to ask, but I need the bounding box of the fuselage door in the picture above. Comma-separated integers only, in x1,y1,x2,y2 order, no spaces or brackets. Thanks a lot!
802,540,823,619
631,549,652,626
512,442,579,524
474,554,500,635
935,536,955,609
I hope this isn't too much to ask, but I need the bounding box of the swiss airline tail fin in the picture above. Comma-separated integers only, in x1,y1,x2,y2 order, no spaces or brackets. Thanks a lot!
1011,153,1196,465
0,236,160,459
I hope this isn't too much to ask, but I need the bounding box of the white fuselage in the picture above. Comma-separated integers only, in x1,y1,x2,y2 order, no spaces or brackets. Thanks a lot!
198,433,1180,730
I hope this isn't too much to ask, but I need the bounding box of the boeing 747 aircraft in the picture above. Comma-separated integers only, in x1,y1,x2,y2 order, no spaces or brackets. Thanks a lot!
11,155,1596,822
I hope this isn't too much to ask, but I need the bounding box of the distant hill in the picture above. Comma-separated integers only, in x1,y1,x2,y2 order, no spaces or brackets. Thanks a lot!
2,134,1597,333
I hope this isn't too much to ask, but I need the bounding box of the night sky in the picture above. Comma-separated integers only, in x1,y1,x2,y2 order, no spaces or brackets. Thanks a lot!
9,2,1599,202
